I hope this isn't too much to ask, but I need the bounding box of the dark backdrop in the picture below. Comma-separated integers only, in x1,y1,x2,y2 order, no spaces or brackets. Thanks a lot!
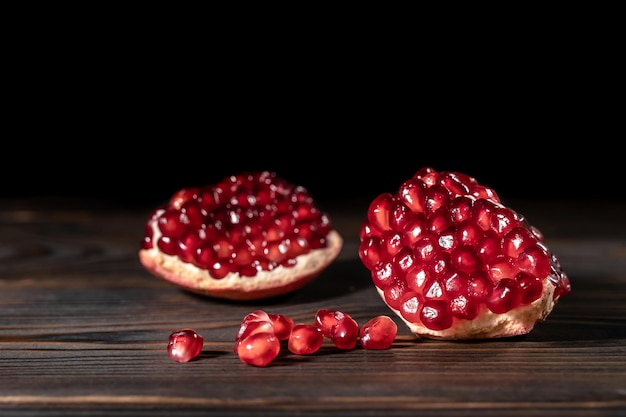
3,133,621,208
3,48,621,208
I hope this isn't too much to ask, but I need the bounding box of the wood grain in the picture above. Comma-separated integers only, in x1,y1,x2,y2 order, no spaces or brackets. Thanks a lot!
1,198,625,417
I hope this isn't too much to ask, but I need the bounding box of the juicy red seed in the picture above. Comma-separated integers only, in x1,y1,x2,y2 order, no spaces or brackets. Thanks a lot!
399,292,422,323
491,207,522,235
288,324,323,355
392,247,416,280
414,166,438,185
398,178,426,213
405,264,429,292
234,319,274,353
449,295,479,320
372,261,394,289
359,315,398,350
467,272,492,301
451,245,482,274
516,244,551,278
515,272,544,304
486,278,522,314
450,197,474,223
383,277,409,310
443,270,468,296
420,299,453,331
314,309,349,337
237,332,280,367
314,309,359,350
382,231,403,259
359,236,383,270
422,185,450,213
437,171,470,197
268,313,295,341
329,316,359,350
390,200,411,231
502,227,538,258
401,213,427,247
367,193,394,235
169,187,200,210
141,171,334,279
472,199,499,232
168,329,204,363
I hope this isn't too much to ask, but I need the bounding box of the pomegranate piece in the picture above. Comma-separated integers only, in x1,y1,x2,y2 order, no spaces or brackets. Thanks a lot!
288,324,324,355
138,171,343,301
358,167,571,340
167,329,204,363
359,315,398,350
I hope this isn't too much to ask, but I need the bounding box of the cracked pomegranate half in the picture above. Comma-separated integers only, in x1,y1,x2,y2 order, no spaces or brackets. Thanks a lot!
358,167,571,340
139,171,343,301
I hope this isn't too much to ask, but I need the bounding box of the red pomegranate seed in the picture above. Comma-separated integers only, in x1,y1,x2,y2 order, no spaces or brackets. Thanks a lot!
314,309,360,350
167,329,204,363
237,332,281,367
288,324,323,355
359,315,398,350
268,313,295,341
358,167,571,340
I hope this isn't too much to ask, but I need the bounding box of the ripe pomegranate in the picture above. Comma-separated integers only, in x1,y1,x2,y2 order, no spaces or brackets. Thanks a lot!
139,171,343,301
358,167,571,340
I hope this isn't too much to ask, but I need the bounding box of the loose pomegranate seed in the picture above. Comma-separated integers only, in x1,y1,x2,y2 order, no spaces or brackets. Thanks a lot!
167,329,204,363
288,324,323,355
359,315,398,350
358,167,571,339
268,313,295,341
314,309,359,350
237,332,281,367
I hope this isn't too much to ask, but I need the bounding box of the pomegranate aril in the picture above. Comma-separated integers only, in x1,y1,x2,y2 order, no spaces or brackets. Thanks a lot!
359,315,398,350
328,317,359,350
288,324,323,355
268,313,294,341
420,299,453,331
486,278,522,314
234,319,274,354
168,329,204,363
237,332,281,367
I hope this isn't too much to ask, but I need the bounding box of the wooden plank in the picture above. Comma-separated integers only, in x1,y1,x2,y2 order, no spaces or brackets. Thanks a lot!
0,199,625,416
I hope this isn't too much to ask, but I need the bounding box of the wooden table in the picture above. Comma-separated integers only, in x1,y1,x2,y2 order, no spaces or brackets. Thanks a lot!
1,198,625,416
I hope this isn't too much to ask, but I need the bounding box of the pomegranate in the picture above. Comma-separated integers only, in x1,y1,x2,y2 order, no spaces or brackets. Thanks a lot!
139,171,343,301
358,167,571,340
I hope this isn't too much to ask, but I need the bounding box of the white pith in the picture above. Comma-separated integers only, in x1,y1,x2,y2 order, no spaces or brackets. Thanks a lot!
378,278,559,340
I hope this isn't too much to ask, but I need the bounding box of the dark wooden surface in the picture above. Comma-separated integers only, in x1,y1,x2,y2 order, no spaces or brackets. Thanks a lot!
1,198,625,417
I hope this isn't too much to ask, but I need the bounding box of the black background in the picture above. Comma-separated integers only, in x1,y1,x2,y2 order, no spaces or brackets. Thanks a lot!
3,33,622,209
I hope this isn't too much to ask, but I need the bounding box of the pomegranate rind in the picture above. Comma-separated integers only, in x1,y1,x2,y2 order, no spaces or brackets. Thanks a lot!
379,279,558,340
139,230,343,301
